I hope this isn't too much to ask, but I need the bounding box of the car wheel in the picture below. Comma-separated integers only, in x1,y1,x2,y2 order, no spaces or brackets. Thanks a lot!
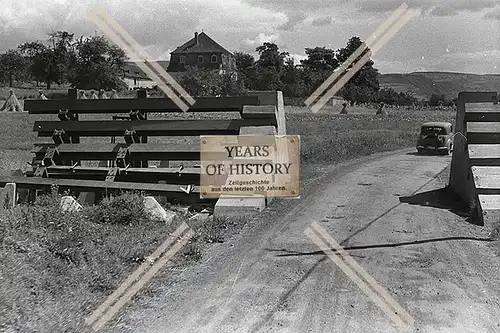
417,148,423,154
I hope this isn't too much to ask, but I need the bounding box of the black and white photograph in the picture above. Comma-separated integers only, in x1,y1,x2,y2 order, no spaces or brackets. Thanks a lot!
0,1,499,332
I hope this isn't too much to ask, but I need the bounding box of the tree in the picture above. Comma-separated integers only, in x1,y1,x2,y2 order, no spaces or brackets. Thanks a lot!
280,56,308,97
18,41,48,86
335,36,379,104
375,88,419,106
234,51,256,90
255,42,289,69
301,46,338,72
178,66,245,97
251,42,289,91
69,35,126,90
48,31,76,84
0,50,26,87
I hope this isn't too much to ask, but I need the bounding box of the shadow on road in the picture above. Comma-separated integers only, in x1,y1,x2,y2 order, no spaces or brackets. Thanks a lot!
266,235,496,257
399,186,467,216
398,186,482,225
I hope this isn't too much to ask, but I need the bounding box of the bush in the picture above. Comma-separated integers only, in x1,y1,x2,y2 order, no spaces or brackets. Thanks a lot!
85,191,149,225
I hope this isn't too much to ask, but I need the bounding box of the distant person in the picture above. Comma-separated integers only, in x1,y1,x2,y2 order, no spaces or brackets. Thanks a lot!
89,90,98,99
98,89,108,99
78,90,87,99
108,89,119,99
37,90,48,100
376,102,386,115
340,102,348,114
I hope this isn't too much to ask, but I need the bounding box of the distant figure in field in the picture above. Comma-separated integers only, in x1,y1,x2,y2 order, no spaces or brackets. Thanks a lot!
78,90,87,99
98,89,108,99
37,90,48,100
108,89,119,99
89,90,98,99
1,90,23,112
340,102,348,114
376,102,386,115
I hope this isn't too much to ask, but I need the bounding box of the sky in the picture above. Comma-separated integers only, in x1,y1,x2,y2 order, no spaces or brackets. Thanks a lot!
0,0,499,74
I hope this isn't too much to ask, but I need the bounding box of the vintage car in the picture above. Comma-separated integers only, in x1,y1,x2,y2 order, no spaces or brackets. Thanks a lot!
416,122,454,155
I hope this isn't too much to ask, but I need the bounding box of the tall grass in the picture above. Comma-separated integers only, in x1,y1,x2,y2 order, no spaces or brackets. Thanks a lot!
0,188,248,332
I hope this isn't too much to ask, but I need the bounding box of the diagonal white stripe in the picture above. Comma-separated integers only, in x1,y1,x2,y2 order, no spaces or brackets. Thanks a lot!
305,3,409,107
88,11,190,111
309,7,417,113
305,227,412,331
310,50,373,113
370,8,417,55
85,222,190,326
92,229,195,331
311,221,414,325
94,7,195,105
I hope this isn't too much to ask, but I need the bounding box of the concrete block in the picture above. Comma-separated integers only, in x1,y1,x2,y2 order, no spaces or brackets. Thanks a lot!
239,126,277,136
60,196,83,213
214,197,265,219
0,183,16,211
9,170,29,203
77,192,96,206
143,196,176,225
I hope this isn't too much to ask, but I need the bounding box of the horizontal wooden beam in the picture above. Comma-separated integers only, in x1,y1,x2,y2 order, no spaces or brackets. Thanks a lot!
471,166,500,194
477,194,500,210
459,92,497,104
469,144,500,166
33,119,274,137
24,96,260,114
24,166,200,184
464,112,500,122
467,133,500,144
0,175,208,198
32,143,201,161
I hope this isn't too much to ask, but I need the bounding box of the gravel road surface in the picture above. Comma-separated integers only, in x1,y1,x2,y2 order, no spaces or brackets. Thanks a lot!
109,149,500,333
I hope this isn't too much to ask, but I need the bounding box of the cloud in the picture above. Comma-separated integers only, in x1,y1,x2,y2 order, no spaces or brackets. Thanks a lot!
311,16,333,26
240,32,281,53
484,5,500,19
0,0,287,58
289,53,307,64
244,0,345,13
277,13,307,31
356,0,497,16
245,32,280,51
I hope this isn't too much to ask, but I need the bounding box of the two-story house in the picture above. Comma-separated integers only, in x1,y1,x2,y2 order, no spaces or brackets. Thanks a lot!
167,31,236,73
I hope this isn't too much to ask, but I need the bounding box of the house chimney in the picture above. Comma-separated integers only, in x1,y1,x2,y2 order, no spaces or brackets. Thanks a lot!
195,32,198,44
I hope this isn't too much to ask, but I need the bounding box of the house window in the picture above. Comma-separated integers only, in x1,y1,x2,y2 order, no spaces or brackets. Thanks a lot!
180,55,186,64
211,55,217,63
198,55,204,63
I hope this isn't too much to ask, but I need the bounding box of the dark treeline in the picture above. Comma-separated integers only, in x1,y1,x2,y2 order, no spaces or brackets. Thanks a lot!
0,30,127,91
0,31,452,107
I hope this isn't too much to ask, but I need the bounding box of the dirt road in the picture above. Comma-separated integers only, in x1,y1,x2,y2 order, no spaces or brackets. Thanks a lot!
110,149,500,333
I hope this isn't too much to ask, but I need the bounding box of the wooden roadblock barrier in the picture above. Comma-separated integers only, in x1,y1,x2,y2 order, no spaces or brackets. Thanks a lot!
0,89,286,217
449,91,500,230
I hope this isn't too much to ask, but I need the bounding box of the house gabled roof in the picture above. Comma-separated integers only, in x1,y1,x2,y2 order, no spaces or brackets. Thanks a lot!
171,32,232,55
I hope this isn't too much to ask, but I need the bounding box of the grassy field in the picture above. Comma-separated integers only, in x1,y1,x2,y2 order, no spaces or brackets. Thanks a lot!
0,104,456,332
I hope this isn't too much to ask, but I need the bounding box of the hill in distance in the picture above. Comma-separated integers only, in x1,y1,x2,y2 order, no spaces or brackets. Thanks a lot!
378,71,500,100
